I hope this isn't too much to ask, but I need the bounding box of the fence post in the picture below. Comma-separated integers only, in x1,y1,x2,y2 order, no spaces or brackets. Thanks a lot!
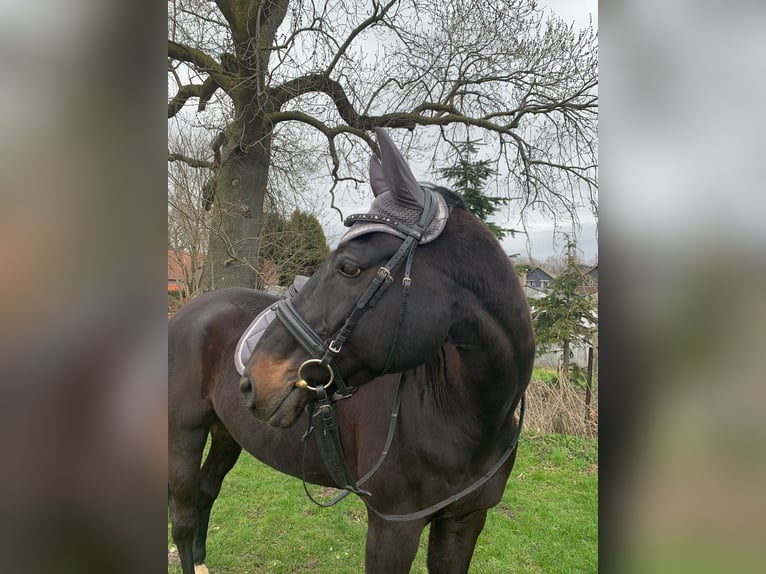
584,346,594,422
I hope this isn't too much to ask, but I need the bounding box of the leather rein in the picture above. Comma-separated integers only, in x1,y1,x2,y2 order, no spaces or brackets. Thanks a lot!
274,188,526,521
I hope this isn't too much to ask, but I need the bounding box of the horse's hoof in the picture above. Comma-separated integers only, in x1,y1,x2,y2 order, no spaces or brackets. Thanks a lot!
194,564,209,574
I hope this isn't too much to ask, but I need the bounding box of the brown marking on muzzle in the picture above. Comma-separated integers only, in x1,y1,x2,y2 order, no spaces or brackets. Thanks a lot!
244,353,307,426
248,353,295,402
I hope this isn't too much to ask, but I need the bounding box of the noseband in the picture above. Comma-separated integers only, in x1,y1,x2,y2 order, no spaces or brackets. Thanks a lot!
274,188,439,396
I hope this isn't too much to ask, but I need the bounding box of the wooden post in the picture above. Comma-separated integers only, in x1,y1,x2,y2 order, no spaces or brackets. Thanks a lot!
584,346,594,422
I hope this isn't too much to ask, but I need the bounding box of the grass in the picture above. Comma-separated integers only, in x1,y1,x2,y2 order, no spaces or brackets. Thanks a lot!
532,366,593,391
168,433,597,573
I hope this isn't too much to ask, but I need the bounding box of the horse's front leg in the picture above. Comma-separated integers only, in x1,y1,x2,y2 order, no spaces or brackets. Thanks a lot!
426,509,488,574
364,511,426,573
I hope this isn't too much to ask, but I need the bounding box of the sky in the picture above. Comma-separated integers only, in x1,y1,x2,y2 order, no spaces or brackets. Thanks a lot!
166,0,599,263
483,0,598,262
316,0,599,263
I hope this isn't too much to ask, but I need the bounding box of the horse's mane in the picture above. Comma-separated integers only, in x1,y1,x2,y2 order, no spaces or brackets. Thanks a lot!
421,182,518,312
420,182,467,211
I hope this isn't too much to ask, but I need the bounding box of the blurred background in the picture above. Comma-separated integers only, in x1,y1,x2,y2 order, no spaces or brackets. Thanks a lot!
0,0,764,572
601,1,766,572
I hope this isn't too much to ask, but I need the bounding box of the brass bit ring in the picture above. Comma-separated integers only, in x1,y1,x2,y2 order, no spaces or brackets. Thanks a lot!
295,359,334,392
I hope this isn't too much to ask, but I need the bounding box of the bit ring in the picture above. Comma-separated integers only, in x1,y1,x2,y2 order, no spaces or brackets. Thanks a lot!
295,359,334,392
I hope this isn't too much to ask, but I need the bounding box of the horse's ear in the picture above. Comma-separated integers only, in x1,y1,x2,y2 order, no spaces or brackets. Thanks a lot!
369,155,390,197
374,128,425,209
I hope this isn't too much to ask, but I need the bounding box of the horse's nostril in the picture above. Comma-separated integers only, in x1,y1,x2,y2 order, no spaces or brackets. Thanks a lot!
239,376,252,394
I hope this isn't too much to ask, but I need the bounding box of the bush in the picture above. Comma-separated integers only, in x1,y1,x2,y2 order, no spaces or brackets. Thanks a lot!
525,369,598,438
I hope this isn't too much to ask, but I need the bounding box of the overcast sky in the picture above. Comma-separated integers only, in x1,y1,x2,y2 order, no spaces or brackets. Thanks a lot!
320,0,599,263
501,0,598,262
475,0,598,262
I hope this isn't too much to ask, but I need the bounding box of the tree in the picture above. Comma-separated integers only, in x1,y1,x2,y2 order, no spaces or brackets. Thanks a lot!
260,209,330,286
531,239,597,386
168,129,212,300
168,126,328,294
438,140,518,240
168,0,598,289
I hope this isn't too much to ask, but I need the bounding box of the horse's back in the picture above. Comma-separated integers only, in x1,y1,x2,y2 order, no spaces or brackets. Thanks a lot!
169,287,275,332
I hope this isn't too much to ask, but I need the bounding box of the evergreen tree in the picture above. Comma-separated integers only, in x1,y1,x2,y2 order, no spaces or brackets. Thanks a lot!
282,210,330,283
258,208,330,287
531,239,597,386
439,141,515,240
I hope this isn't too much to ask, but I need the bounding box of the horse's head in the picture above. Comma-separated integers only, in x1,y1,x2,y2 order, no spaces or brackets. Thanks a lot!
240,128,517,427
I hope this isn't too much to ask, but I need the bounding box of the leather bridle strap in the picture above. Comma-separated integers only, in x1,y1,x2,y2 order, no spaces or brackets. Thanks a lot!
319,190,438,367
275,298,324,358
365,393,526,522
275,299,352,395
301,373,405,507
304,384,371,496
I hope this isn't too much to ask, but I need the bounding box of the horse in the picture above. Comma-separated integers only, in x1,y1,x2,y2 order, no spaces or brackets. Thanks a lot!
168,128,535,574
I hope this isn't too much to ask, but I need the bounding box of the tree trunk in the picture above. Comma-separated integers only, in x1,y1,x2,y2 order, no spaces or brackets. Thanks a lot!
204,121,273,291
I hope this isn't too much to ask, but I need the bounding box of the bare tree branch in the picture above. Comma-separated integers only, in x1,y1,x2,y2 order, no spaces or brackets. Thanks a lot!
168,76,220,117
168,0,598,288
168,40,234,89
168,151,214,169
324,0,398,78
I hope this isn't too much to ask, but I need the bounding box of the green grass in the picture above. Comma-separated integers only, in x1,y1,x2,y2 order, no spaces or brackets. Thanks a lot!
169,433,597,573
532,366,592,391
532,367,559,385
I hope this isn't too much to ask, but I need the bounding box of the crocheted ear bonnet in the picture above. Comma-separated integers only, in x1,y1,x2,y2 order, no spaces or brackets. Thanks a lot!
340,129,448,245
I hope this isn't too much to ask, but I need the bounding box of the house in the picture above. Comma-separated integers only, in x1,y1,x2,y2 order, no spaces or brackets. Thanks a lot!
522,284,547,300
525,266,556,291
168,250,205,295
586,264,598,283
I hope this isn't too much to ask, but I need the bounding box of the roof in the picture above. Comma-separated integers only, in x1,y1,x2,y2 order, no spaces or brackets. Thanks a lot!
527,266,556,279
168,250,205,281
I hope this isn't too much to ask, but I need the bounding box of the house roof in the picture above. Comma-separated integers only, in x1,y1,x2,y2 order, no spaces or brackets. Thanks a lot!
168,250,205,282
527,266,556,279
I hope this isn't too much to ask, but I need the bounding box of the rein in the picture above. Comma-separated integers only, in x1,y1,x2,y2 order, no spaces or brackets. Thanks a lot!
301,387,526,522
365,394,525,522
300,373,405,507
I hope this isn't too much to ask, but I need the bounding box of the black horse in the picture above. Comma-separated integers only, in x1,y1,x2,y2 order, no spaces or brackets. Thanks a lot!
168,129,535,573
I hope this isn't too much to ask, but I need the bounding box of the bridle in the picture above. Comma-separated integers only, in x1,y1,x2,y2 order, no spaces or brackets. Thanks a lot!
270,186,526,520
274,187,439,398
272,187,438,502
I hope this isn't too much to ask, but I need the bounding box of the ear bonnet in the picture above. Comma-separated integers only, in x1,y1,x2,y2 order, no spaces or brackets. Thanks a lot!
340,128,448,244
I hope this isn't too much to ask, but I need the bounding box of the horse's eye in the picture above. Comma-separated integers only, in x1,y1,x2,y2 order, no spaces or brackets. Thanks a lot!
339,263,362,278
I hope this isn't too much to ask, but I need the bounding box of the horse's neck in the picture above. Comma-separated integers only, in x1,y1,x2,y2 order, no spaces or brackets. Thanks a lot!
444,302,526,427
420,336,518,435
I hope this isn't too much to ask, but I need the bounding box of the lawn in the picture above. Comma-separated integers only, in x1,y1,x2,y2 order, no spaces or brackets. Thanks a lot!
168,432,597,573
